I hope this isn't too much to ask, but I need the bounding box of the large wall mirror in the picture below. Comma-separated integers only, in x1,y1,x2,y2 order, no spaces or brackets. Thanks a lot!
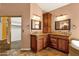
31,15,41,30
55,19,70,30
31,20,41,30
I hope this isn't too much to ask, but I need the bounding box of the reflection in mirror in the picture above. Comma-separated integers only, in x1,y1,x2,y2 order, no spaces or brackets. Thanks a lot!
55,19,70,30
31,15,41,30
31,20,41,30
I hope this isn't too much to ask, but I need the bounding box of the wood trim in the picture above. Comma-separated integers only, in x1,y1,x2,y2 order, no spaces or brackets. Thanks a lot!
2,17,7,40
0,16,22,50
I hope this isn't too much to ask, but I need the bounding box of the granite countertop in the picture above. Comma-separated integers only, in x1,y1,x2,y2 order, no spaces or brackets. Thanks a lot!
31,32,71,37
31,32,71,40
50,33,71,37
31,32,48,36
31,32,70,36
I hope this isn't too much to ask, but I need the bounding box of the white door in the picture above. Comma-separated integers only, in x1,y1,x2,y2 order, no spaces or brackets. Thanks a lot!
11,17,21,49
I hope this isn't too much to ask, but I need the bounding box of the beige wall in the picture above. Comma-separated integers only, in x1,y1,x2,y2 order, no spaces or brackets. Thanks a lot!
0,3,30,49
0,3,43,49
30,3,43,33
50,3,79,39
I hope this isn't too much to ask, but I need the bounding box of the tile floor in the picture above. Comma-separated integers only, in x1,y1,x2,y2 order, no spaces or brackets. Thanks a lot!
0,47,67,56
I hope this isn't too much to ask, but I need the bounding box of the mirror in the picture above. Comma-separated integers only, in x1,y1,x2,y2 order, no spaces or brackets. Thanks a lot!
31,20,41,30
55,19,70,30
31,15,41,30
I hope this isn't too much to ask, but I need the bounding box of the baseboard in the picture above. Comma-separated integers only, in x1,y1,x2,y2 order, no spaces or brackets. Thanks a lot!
20,48,31,50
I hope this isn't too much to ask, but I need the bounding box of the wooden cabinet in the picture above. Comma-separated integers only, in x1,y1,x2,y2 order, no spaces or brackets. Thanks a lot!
31,35,47,52
58,39,69,53
43,36,48,48
37,38,44,51
49,34,69,53
31,34,69,53
43,13,52,33
31,35,37,52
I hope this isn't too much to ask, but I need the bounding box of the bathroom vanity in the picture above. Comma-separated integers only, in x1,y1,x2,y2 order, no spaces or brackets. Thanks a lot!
48,34,69,53
31,33,70,53
31,33,48,52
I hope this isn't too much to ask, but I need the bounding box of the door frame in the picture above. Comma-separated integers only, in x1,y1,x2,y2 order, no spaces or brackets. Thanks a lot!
0,16,22,50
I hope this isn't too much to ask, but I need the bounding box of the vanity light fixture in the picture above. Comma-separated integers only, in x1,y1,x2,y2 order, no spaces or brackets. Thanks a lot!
32,15,41,21
56,15,69,21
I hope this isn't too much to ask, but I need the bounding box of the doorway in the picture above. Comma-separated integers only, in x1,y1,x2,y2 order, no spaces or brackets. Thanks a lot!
0,16,22,51
11,17,22,49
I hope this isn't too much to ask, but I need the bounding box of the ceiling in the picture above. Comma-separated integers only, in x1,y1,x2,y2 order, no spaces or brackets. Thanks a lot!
37,3,70,12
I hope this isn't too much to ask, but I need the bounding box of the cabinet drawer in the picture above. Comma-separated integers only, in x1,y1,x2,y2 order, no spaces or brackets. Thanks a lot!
49,37,58,48
50,38,57,43
50,43,57,48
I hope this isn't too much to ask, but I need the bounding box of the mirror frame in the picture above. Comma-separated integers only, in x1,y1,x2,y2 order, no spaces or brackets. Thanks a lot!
31,19,41,30
55,19,71,30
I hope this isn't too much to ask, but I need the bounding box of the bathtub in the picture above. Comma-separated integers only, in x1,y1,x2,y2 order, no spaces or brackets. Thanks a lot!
71,40,79,50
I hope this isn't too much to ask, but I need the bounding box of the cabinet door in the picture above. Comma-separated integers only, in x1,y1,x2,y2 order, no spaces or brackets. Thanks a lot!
43,26,48,33
43,36,47,48
43,14,48,33
37,38,44,51
58,39,69,53
47,14,51,27
43,14,48,26
50,37,58,49
47,13,51,33
43,13,51,33
31,35,37,52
